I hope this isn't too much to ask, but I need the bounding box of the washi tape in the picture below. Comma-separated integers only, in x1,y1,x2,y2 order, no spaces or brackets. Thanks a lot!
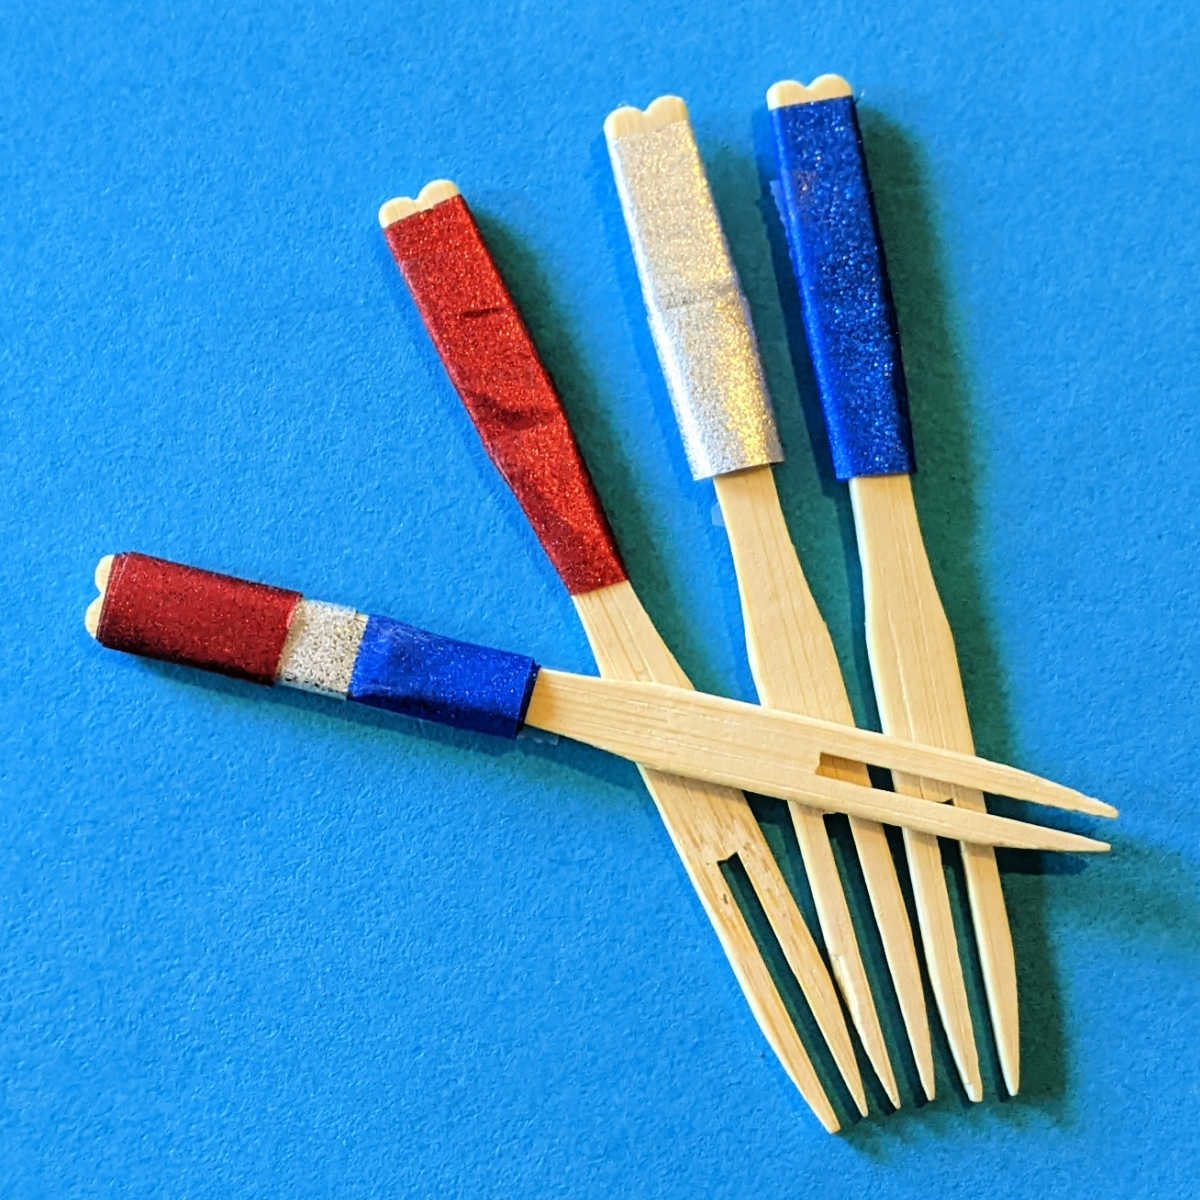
771,86,916,479
382,194,628,596
95,553,539,738
606,102,783,480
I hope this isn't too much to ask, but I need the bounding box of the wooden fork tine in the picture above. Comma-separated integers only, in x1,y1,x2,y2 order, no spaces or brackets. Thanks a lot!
686,851,842,1132
737,835,870,1117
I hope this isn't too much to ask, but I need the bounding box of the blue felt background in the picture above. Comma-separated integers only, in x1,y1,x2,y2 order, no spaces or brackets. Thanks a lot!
2,1,1197,1195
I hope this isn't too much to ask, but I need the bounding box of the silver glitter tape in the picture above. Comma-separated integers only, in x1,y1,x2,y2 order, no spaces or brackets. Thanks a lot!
276,600,368,696
608,115,782,479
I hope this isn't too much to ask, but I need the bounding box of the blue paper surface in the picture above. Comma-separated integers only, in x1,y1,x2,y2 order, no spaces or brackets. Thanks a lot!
1,1,1197,1195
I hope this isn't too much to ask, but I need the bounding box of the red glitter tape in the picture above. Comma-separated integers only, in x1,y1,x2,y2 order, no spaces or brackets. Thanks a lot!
383,195,627,596
96,553,301,685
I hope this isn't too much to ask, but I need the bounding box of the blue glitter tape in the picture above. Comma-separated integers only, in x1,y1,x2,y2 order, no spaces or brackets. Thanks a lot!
771,96,916,479
347,616,540,739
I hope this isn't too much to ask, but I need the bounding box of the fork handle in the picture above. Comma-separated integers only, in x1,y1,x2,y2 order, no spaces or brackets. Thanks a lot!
382,193,627,596
770,82,916,480
90,552,539,738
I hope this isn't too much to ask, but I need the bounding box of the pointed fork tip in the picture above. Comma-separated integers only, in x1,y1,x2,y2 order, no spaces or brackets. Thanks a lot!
1043,783,1117,820
817,1110,840,1134
1054,831,1110,854
1000,1050,1021,1097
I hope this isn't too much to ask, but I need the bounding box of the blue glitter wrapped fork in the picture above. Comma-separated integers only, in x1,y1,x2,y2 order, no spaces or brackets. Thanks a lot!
769,74,1020,1097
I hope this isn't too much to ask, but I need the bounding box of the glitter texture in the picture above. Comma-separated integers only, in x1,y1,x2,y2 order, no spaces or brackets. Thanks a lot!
608,117,782,480
276,599,367,696
383,196,628,596
96,552,300,685
347,614,539,739
771,96,916,479
96,553,540,738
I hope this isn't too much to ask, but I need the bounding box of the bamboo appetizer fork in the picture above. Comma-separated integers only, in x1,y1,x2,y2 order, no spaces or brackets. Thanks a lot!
604,96,929,1105
378,181,864,1130
769,75,1020,1096
85,550,1112,849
